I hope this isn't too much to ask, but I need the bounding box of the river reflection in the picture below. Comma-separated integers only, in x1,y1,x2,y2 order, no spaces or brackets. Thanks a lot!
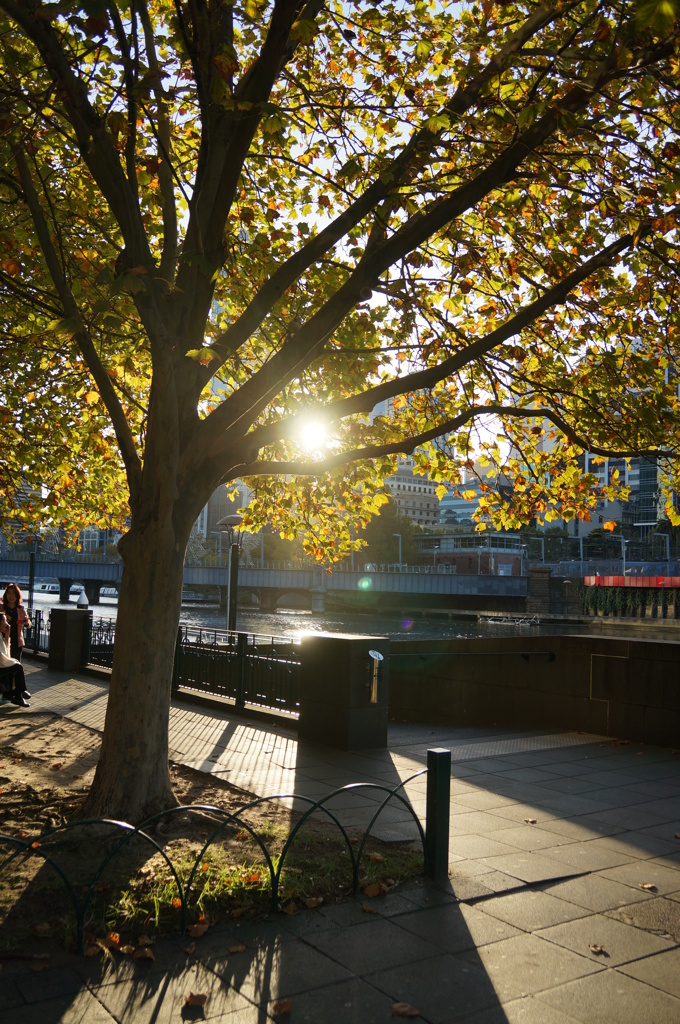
26,593,680,642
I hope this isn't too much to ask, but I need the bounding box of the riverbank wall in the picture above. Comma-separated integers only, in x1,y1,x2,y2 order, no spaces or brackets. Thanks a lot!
388,634,680,748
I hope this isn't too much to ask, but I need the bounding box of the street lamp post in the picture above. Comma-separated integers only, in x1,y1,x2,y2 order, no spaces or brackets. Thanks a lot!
217,513,243,632
393,532,402,570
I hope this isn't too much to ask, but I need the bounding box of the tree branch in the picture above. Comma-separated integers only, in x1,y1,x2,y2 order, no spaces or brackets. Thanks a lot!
11,139,142,495
224,225,647,458
239,403,671,479
139,0,179,284
203,3,567,377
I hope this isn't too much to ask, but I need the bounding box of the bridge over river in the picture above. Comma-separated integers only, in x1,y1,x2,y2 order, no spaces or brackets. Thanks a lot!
0,555,527,612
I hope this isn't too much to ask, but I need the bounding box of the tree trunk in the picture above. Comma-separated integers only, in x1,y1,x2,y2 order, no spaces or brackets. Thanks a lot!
79,510,189,822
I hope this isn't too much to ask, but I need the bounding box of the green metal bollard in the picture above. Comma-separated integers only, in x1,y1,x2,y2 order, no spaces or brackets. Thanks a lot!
424,747,451,881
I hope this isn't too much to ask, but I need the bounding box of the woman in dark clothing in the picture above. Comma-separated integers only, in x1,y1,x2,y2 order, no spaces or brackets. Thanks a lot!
0,612,29,706
2,583,31,661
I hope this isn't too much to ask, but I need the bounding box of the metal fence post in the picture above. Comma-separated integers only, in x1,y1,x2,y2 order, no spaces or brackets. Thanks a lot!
236,632,247,707
171,627,182,695
424,747,451,881
81,611,93,669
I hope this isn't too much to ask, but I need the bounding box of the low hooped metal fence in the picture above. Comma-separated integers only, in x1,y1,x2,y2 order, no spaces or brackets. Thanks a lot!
0,751,451,955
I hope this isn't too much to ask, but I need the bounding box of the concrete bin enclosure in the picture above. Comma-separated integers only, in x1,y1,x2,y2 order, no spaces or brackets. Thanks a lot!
298,633,390,749
48,607,92,673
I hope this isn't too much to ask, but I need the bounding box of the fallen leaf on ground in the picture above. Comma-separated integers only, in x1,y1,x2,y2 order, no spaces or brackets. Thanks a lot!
367,851,384,862
133,947,155,961
304,898,322,909
119,945,136,956
272,999,292,1014
524,818,537,824
83,945,101,958
231,907,244,919
363,882,387,898
589,944,607,955
188,921,209,937
50,763,64,771
185,992,208,1007
639,882,658,891
182,943,196,956
29,957,51,972
228,943,246,953
392,1002,420,1017
100,932,120,948
137,934,154,946
362,903,379,914
281,902,297,916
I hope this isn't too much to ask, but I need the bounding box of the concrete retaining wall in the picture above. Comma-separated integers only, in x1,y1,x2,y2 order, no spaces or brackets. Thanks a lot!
388,634,680,747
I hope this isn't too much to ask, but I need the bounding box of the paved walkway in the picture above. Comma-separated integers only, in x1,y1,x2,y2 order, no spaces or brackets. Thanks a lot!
1,659,680,1022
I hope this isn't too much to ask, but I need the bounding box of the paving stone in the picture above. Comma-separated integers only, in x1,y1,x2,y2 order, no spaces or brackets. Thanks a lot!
530,778,596,795
487,825,577,853
366,952,502,1023
536,816,625,841
479,851,579,884
265,976,395,1023
304,916,439,974
451,995,583,1023
393,902,519,952
537,840,638,873
595,831,680,861
208,934,352,1001
475,890,589,932
618,947,680,999
536,966,680,1023
0,978,23,1013
605,895,680,942
474,870,530,895
449,811,519,836
467,932,602,1002
12,966,84,1004
536,911,675,966
91,964,256,1023
600,859,680,894
537,874,655,913
447,834,521,860
0,987,116,1024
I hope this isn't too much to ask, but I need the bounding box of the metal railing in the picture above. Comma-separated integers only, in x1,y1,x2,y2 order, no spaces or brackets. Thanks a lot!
66,617,301,716
83,616,116,669
173,626,301,715
25,608,49,655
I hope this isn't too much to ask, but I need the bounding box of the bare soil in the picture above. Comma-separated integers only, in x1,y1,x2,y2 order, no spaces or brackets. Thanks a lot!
0,713,422,957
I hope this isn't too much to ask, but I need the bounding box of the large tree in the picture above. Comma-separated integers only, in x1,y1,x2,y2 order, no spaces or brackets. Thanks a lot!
0,0,679,819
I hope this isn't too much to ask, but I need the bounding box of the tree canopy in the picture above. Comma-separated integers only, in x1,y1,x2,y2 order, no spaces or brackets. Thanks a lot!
0,0,679,548
1,0,679,818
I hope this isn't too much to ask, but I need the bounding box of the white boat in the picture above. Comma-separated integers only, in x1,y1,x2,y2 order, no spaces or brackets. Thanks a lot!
35,582,59,594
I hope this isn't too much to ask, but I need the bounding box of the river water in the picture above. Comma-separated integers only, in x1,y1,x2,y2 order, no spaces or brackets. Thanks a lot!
25,592,680,643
